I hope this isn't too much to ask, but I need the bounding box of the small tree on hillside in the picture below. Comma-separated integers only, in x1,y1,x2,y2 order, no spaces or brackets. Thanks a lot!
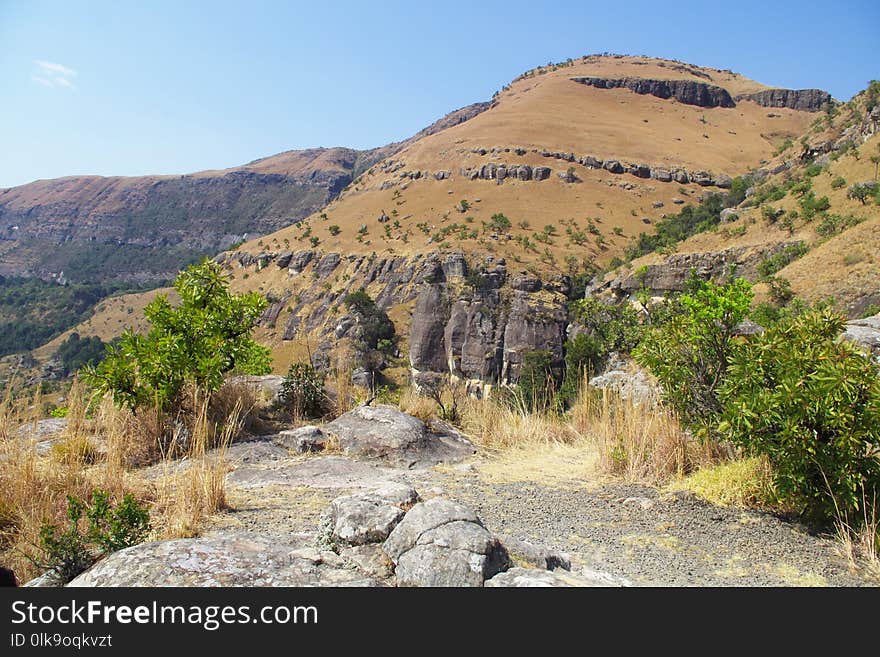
83,259,271,411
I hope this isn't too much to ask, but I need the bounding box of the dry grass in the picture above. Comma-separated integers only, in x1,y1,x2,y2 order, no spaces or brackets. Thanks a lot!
570,387,718,484
0,377,251,582
831,486,880,581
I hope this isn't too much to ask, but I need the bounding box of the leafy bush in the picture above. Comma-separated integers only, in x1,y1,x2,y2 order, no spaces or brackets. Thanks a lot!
847,183,872,205
37,489,150,583
718,310,880,523
831,176,847,189
756,243,809,279
280,362,326,419
341,288,396,353
83,259,271,411
634,277,753,432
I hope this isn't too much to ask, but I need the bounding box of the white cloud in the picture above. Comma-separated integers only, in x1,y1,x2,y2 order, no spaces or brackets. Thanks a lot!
32,60,78,89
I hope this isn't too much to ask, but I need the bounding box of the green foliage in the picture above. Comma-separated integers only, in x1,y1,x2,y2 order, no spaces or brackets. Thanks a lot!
83,259,270,411
280,362,326,418
718,310,880,523
342,288,396,353
54,333,108,375
558,298,645,407
486,213,512,233
625,190,737,260
831,176,847,189
798,191,831,220
847,183,872,205
0,276,147,357
865,79,880,112
634,277,753,431
756,243,809,279
38,489,150,583
815,213,864,237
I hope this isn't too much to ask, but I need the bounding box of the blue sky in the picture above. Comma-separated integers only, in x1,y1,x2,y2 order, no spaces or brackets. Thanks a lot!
1,0,877,188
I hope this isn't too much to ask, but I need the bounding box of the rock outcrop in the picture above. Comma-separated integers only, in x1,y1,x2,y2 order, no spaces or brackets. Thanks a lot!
591,242,806,296
736,89,833,112
68,534,379,587
571,76,736,108
321,405,475,466
842,313,880,357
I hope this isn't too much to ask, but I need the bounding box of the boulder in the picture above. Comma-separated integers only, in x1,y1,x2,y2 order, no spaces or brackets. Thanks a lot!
68,534,379,587
842,314,880,356
533,166,551,181
589,354,660,405
498,535,571,571
228,374,285,404
275,251,293,269
322,483,420,548
321,405,475,466
603,159,624,174
273,425,329,453
383,498,510,587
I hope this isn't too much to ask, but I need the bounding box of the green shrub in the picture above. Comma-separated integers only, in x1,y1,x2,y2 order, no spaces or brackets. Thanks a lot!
83,259,270,411
831,176,847,189
38,489,150,583
718,309,880,524
756,243,809,279
634,277,753,432
280,362,326,418
342,288,396,352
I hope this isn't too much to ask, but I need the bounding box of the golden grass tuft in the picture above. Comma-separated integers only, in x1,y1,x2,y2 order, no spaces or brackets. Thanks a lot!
0,377,252,582
669,455,781,510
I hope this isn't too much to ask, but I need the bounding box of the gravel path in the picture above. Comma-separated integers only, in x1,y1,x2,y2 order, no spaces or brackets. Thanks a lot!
205,444,875,587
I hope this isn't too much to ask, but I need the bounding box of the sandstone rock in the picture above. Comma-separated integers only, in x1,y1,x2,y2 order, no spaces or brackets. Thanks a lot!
498,535,571,571
321,405,475,466
485,567,630,587
228,374,285,404
323,483,420,548
842,314,880,356
572,76,736,108
227,456,402,490
288,250,315,274
314,253,341,277
273,426,328,453
68,534,378,587
651,168,672,182
533,166,551,180
603,159,624,174
736,88,832,112
511,275,542,292
582,155,603,169
383,498,510,587
275,251,293,269
715,174,733,189
589,354,659,405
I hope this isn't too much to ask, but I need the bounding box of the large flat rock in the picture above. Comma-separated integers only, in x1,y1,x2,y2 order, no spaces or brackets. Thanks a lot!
68,533,379,587
226,456,405,490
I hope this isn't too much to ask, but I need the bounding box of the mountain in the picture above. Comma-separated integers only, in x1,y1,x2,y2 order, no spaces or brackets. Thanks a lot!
206,54,861,388
12,54,879,394
0,102,490,285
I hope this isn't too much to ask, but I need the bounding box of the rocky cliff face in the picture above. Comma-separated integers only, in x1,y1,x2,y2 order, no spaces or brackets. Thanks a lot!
220,248,570,391
736,89,833,112
571,76,736,108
